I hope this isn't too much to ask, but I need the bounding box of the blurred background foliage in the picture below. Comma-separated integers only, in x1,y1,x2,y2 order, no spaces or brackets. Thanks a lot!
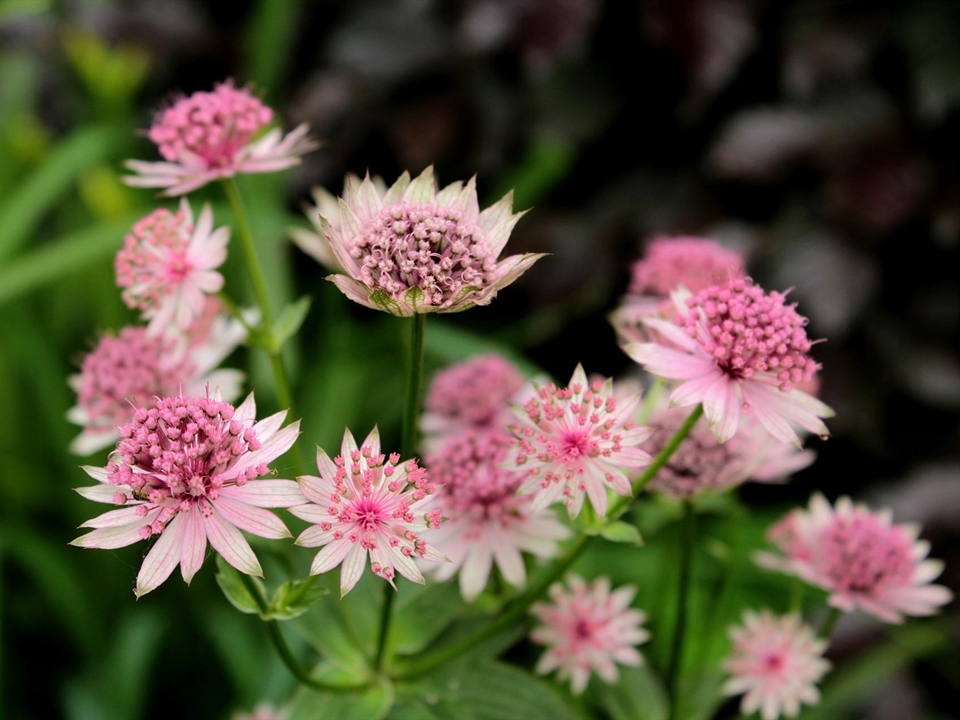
0,0,957,718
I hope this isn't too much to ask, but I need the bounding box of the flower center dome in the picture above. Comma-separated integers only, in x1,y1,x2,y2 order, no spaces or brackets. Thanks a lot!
818,514,914,593
115,207,194,312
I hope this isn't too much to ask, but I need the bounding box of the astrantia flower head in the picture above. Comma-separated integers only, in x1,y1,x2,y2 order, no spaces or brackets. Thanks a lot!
530,575,649,695
424,429,569,601
67,314,245,455
421,354,526,452
322,167,546,316
722,611,830,720
124,80,317,196
625,277,834,446
115,199,229,335
506,364,652,518
757,494,953,623
71,393,302,597
291,427,446,597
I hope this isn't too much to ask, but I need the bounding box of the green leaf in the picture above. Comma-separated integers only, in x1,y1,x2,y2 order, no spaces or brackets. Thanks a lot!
215,556,263,615
287,676,394,720
672,670,726,720
598,663,668,720
388,580,464,655
600,521,643,546
271,295,312,351
266,575,328,620
0,125,115,262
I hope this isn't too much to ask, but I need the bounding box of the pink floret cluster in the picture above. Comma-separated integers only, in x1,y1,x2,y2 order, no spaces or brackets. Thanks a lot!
629,236,744,297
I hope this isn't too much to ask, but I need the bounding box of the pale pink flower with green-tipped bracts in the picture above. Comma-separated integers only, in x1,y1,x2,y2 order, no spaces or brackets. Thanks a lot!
71,393,302,598
290,427,446,597
320,166,545,316
67,307,246,456
124,80,317,196
531,575,649,695
624,277,834,446
115,199,229,336
722,611,830,720
756,494,953,623
423,428,570,601
505,364,652,519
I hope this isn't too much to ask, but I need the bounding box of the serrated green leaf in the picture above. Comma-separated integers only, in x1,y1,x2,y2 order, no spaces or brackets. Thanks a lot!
272,295,311,351
266,575,328,620
600,521,643,545
215,556,263,615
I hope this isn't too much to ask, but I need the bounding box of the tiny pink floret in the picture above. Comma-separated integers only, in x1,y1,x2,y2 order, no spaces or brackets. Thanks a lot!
628,236,744,297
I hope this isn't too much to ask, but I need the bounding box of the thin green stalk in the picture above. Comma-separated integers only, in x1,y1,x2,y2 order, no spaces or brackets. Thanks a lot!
374,314,427,672
238,574,366,693
216,291,256,334
392,403,705,681
818,607,842,639
667,501,696,720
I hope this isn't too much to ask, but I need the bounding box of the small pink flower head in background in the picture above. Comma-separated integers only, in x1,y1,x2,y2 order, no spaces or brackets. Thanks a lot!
424,429,570,601
506,364,652,518
71,393,303,598
288,174,388,271
321,166,546,316
644,402,815,500
123,80,317,196
530,574,649,695
625,277,834,446
611,236,745,346
421,354,526,452
67,310,246,455
722,610,830,720
115,199,229,336
290,427,446,597
756,494,953,623
231,704,286,720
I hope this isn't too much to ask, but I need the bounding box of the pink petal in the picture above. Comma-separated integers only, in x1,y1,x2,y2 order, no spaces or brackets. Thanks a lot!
702,374,741,443
625,344,715,380
203,508,262,576
309,538,352,575
212,496,290,539
221,480,304,508
228,422,301,478
339,542,368,596
136,514,186,597
180,507,207,585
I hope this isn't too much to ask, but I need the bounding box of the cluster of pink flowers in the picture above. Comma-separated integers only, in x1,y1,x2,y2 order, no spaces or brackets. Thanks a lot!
530,575,649,694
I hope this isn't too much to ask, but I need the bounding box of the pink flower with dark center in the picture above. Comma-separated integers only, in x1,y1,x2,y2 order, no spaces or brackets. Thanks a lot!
322,167,545,316
421,354,526,452
424,429,569,601
67,314,245,455
71,393,302,597
505,364,652,518
756,494,953,623
115,199,229,335
625,278,834,446
530,575,649,694
723,611,829,720
290,427,446,597
644,403,815,500
124,81,317,196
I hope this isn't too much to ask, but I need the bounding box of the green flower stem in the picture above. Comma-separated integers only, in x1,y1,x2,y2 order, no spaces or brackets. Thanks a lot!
216,291,256,334
393,403,705,682
667,500,696,720
237,574,367,693
374,313,428,673
222,179,302,473
818,606,842,640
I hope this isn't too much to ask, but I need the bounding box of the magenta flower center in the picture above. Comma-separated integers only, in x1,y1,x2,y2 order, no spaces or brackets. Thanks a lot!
352,497,387,531
107,396,266,537
561,430,592,458
682,278,818,391
148,83,273,168
818,514,914,593
351,202,494,308
115,208,194,312
78,328,185,427
761,652,785,674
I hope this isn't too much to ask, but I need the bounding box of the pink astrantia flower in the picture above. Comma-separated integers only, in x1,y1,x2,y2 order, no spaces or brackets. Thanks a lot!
421,354,526,453
612,236,745,346
67,311,246,455
506,364,652,518
321,167,546,316
624,278,834,446
530,575,649,695
232,704,286,720
722,611,830,720
756,494,953,623
644,403,814,500
71,393,302,598
424,429,570,601
290,427,446,597
124,81,317,196
115,199,229,336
